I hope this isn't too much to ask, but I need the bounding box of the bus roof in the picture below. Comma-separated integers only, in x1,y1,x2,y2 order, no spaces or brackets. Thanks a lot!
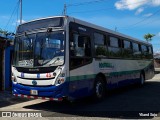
19,16,64,26
19,15,152,46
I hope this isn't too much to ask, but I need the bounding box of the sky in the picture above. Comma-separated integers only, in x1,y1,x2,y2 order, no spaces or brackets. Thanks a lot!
0,0,160,53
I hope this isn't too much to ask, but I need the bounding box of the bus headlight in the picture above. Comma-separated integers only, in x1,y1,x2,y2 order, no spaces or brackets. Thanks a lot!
57,78,65,84
55,73,65,86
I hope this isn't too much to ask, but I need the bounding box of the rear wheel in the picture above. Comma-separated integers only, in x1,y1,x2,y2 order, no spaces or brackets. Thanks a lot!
93,76,106,101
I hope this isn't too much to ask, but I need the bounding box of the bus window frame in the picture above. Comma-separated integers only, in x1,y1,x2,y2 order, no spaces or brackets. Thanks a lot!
93,32,108,58
122,39,133,58
69,23,93,70
108,35,122,58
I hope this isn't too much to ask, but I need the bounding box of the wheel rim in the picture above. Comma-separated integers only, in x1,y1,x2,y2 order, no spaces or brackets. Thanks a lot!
96,81,103,98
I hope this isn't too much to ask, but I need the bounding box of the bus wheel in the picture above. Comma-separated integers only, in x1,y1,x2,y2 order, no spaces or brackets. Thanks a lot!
94,76,106,100
140,73,145,86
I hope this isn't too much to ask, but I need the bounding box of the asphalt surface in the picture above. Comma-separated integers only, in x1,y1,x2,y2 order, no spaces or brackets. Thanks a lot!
0,91,30,108
1,73,160,119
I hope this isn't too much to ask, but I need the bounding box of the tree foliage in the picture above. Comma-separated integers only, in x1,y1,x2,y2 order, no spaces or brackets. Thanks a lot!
0,28,15,37
144,33,155,42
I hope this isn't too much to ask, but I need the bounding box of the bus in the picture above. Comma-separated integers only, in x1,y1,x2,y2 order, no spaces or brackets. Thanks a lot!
12,16,154,101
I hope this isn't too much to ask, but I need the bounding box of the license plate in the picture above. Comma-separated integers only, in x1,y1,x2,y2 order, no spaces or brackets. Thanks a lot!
30,90,38,95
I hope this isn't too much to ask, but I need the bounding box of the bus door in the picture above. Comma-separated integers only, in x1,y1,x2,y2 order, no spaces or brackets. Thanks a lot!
69,31,93,98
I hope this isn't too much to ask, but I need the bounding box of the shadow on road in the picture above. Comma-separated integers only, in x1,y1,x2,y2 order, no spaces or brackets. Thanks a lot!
23,81,160,119
0,91,30,108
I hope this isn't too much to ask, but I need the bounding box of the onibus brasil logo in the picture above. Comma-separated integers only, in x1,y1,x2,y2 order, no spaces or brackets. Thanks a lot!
99,62,114,69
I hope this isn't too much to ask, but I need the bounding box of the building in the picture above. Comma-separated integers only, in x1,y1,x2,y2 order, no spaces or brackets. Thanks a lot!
0,36,13,91
154,54,160,72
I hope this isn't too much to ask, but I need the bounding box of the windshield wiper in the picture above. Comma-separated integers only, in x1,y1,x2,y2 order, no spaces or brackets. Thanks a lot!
49,57,60,66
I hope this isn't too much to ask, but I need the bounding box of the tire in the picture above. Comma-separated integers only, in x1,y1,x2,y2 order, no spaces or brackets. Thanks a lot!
139,73,145,86
93,76,106,101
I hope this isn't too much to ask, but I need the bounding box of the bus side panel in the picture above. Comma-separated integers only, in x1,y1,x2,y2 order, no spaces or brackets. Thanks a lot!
68,63,95,100
68,78,95,99
144,61,155,80
67,59,154,99
94,59,154,88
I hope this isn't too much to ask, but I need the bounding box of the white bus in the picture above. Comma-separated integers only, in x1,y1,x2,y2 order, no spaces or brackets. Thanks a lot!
12,16,154,101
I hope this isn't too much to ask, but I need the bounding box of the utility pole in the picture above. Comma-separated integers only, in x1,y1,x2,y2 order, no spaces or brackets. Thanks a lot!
20,0,22,24
63,3,67,15
115,27,118,32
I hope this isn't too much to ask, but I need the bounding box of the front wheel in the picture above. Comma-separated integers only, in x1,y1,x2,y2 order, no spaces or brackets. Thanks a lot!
93,76,106,101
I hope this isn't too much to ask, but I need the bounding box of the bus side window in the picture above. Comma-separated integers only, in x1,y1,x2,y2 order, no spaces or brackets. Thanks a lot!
141,45,148,59
72,34,91,57
132,43,141,58
122,40,132,58
108,36,121,58
94,33,107,57
70,33,91,69
84,37,91,57
75,34,85,57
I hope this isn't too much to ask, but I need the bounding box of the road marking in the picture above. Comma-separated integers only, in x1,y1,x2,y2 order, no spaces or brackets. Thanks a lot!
0,99,48,111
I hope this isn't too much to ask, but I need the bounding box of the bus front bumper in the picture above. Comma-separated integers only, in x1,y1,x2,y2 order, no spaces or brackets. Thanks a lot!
12,83,68,101
13,94,63,101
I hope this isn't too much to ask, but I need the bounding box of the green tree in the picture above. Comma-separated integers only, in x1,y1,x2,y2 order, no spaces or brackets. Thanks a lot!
0,28,15,38
144,33,155,42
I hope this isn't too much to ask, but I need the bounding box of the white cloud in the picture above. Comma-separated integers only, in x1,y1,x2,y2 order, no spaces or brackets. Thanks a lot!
152,0,160,6
115,0,160,10
143,13,153,17
115,0,148,10
135,8,144,15
115,0,160,16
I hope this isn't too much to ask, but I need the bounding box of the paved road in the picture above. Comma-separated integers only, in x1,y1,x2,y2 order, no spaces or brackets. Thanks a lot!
1,74,160,119
0,91,30,108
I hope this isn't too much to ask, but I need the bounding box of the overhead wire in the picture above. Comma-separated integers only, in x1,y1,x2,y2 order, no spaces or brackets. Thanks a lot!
142,16,159,26
67,0,160,31
4,0,19,32
14,2,20,33
67,0,107,7
118,7,160,30
8,4,19,33
64,0,111,15
68,0,148,14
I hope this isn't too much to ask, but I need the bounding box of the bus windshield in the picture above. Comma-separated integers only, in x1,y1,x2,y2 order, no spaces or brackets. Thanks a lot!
14,31,65,67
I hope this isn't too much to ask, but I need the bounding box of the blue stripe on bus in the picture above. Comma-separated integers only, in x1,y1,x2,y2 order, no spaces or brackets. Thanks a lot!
37,74,40,78
12,82,69,98
21,73,24,78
